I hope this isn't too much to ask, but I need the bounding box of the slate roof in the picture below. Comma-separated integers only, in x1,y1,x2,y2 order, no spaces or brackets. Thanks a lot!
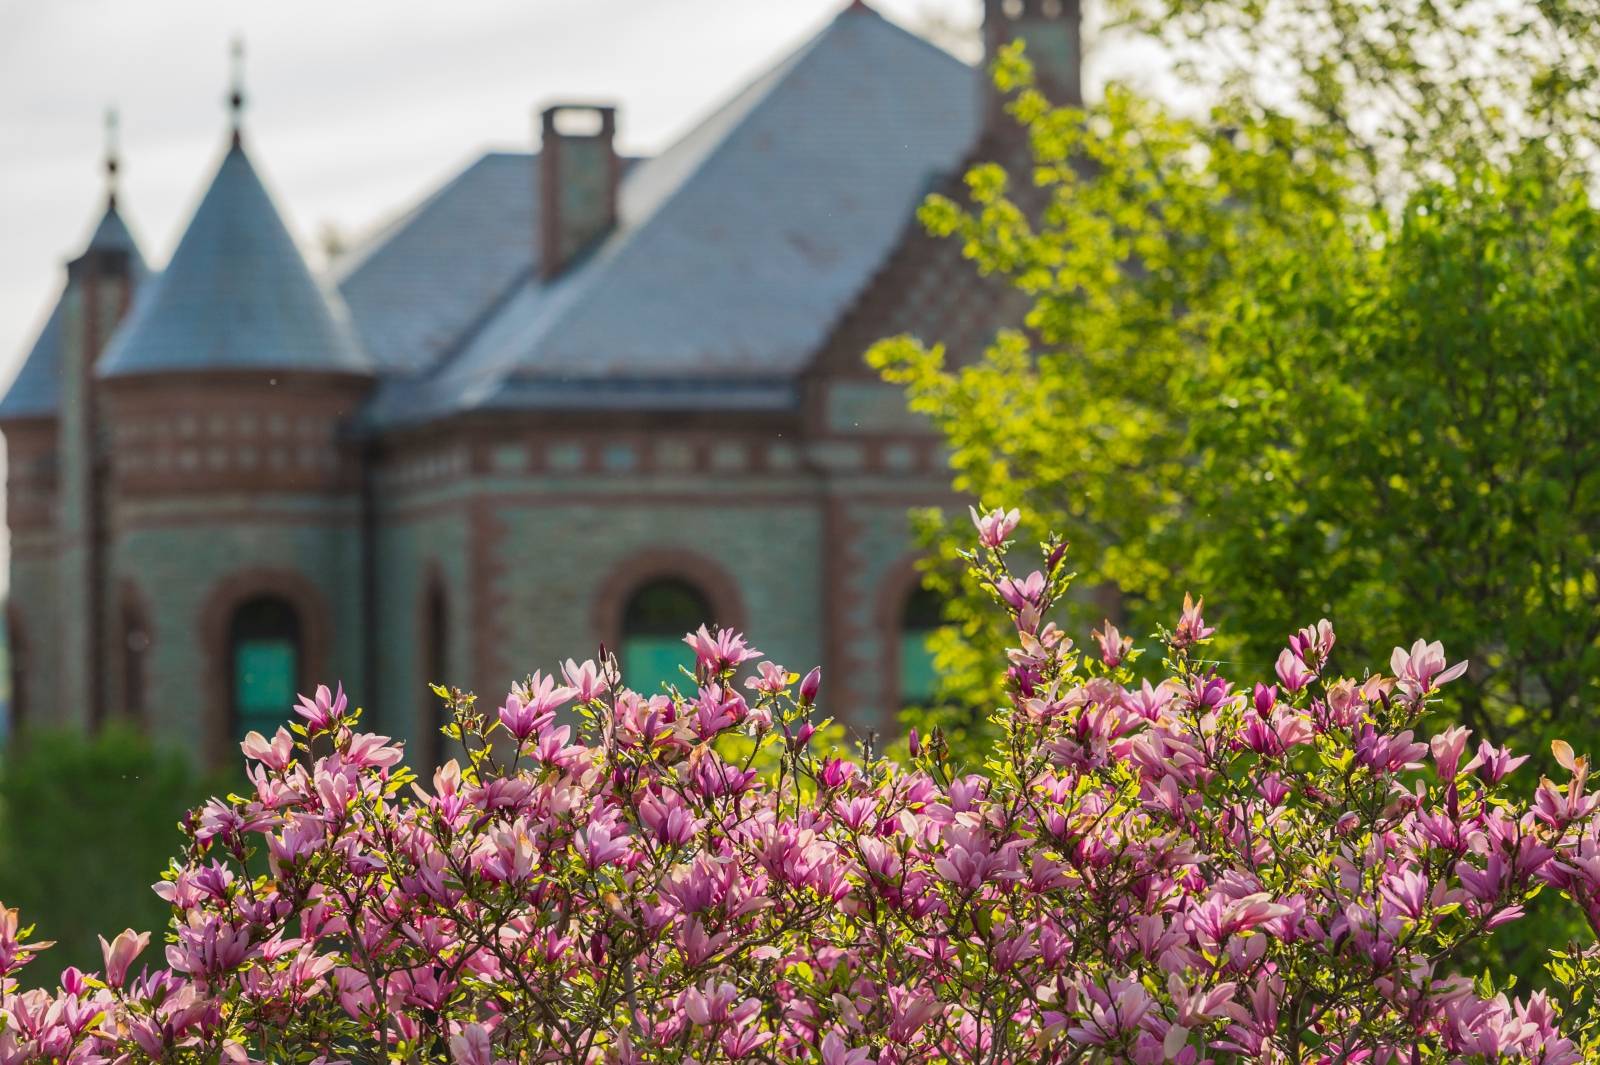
359,3,979,426
9,4,977,425
333,152,538,375
0,203,149,419
99,140,371,379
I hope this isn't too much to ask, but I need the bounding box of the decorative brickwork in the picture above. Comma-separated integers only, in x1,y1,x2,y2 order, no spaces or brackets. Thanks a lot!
3,0,1083,763
101,372,370,498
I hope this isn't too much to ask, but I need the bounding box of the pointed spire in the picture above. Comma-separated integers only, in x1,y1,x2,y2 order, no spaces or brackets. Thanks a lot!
103,108,120,209
97,140,370,379
228,37,246,146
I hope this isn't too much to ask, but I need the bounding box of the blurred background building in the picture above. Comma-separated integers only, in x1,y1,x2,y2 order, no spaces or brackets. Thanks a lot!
0,0,1078,766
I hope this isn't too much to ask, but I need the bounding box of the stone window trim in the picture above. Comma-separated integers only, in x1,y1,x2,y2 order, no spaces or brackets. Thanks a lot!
591,549,748,669
198,567,331,769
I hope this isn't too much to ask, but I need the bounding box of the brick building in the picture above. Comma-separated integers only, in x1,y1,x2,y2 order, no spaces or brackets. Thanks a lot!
0,0,1078,766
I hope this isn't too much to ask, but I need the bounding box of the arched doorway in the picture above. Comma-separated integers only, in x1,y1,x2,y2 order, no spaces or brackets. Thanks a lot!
621,578,710,693
227,596,303,744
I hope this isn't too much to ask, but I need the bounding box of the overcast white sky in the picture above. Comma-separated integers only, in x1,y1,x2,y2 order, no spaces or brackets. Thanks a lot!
0,0,1166,584
1,0,987,373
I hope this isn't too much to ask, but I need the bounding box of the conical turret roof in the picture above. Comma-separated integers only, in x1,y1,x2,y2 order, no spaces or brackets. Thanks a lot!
99,140,370,379
1,202,149,419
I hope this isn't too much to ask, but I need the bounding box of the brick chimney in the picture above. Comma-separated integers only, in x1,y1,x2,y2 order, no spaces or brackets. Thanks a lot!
539,103,621,280
983,0,1083,118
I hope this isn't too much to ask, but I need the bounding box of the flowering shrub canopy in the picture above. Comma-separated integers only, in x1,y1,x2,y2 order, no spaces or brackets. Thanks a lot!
5,511,1600,1063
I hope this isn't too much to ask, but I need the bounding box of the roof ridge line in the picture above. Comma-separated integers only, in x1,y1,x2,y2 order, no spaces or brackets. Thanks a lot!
330,150,534,284
487,9,881,393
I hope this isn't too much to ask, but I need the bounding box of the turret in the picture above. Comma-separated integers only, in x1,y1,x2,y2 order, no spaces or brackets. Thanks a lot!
94,52,373,764
0,111,148,734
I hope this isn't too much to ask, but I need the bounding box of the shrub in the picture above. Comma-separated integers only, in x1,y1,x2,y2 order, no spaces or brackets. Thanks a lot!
0,726,219,978
4,514,1600,1061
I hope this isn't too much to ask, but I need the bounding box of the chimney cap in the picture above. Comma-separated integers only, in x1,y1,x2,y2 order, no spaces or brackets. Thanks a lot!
540,102,618,137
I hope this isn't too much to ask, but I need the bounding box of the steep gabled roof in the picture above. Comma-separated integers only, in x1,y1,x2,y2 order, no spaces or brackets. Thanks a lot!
334,152,538,375
0,203,149,419
99,141,371,379
334,151,645,376
365,3,979,426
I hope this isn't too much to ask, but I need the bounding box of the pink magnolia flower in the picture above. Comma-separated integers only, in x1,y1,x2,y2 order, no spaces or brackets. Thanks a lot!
995,571,1047,612
1092,620,1132,668
240,727,295,770
682,979,758,1027
684,626,762,674
745,661,790,694
293,682,348,732
164,913,255,977
1431,726,1472,780
1391,638,1469,698
1172,593,1215,650
449,1022,509,1065
1274,647,1314,693
577,812,633,870
820,1031,874,1065
1288,618,1335,667
970,504,1021,548
1066,977,1158,1046
1473,740,1530,784
98,929,150,988
561,658,608,701
498,671,575,740
887,986,942,1041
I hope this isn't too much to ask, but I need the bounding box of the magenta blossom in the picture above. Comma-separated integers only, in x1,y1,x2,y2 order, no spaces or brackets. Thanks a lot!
970,504,1021,549
293,682,348,732
684,625,762,674
3,511,1598,1065
1391,638,1469,698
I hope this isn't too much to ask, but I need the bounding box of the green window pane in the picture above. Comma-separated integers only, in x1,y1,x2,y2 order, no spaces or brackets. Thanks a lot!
234,639,297,740
900,629,938,706
623,635,695,694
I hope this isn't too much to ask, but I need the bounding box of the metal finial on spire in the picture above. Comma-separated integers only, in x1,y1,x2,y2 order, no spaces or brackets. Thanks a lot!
104,108,121,209
228,37,246,145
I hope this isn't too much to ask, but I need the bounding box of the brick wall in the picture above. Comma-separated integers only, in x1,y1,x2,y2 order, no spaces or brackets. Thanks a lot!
112,502,364,763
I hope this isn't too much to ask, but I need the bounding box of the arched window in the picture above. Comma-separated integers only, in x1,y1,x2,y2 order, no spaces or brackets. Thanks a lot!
899,585,944,708
228,596,302,743
6,611,25,744
418,579,449,768
621,579,709,693
121,597,151,726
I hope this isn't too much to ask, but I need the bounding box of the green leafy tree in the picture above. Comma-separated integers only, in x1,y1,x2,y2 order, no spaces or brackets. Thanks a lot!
873,1,1600,762
0,727,223,976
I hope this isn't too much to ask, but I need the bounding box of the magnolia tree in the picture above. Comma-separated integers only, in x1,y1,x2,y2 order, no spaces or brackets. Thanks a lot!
6,511,1600,1063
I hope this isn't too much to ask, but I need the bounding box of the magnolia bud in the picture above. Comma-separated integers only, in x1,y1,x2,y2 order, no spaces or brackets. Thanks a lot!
908,727,922,758
799,667,822,707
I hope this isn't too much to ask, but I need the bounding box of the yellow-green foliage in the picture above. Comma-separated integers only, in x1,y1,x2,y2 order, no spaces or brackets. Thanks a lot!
875,12,1600,764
